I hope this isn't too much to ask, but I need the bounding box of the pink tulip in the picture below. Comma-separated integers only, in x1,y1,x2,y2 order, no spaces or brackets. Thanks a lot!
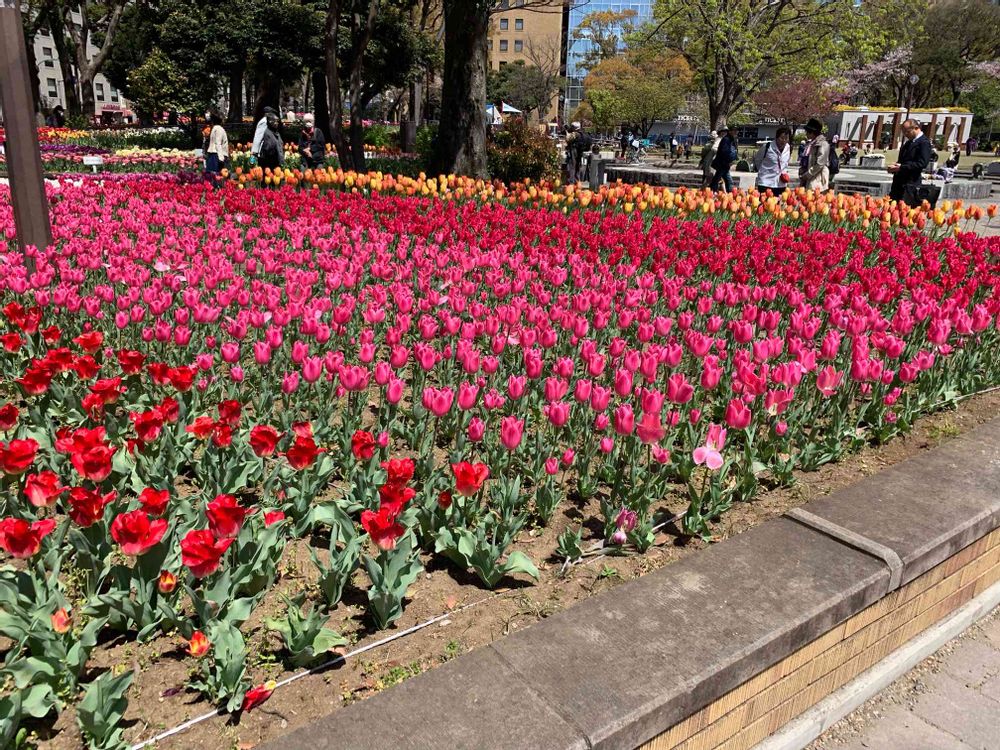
724,398,752,429
467,418,486,442
500,416,524,451
816,366,843,397
613,404,634,435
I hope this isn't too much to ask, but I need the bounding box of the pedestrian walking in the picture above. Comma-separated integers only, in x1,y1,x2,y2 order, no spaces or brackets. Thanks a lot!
618,124,631,160
298,114,326,170
710,127,738,192
258,114,285,171
700,130,720,188
888,118,932,204
753,127,791,195
799,118,831,191
205,111,229,179
669,132,678,158
966,136,976,157
251,106,278,165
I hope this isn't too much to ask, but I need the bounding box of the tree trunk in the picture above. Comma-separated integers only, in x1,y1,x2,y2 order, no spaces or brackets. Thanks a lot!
325,0,352,170
227,67,244,122
312,68,331,144
23,33,41,113
79,73,96,119
253,77,280,121
48,10,81,118
434,0,489,177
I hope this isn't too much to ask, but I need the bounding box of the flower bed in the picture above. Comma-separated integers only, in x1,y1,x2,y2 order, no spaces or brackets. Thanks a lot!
0,179,998,748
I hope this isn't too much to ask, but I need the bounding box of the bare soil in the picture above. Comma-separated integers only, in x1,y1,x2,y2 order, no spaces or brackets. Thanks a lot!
30,391,1000,750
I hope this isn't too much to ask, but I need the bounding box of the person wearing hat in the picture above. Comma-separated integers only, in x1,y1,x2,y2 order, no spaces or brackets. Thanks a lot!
710,126,738,192
888,118,932,204
700,130,720,187
799,117,831,191
251,106,279,166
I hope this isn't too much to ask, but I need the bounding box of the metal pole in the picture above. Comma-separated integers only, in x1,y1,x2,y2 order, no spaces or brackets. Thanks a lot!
0,0,52,264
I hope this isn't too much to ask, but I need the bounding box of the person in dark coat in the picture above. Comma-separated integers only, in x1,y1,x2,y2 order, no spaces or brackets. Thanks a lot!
710,126,737,192
258,115,285,170
298,114,326,170
888,119,932,204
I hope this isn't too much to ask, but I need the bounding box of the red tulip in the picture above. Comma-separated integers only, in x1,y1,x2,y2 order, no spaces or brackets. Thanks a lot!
25,471,64,507
111,510,167,556
185,416,216,440
0,517,57,558
264,510,286,527
351,430,376,461
206,494,247,539
381,458,415,487
51,608,72,633
286,435,320,469
0,438,38,475
158,570,178,594
66,487,116,527
130,409,164,443
187,630,211,658
139,487,170,516
73,330,103,353
0,404,19,431
250,425,280,457
451,461,490,497
241,681,276,712
180,529,235,578
361,507,405,550
217,399,242,425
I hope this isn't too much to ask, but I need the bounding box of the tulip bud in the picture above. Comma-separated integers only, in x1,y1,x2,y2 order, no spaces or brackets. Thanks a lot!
51,608,72,634
187,630,211,659
158,570,178,594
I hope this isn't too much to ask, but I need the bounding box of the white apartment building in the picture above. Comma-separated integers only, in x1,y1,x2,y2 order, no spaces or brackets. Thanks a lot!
29,11,129,121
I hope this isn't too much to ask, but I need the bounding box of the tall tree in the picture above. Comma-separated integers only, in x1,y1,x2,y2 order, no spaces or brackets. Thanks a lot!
581,49,691,135
434,0,560,177
571,9,637,72
486,60,561,122
58,0,127,117
650,0,857,129
753,75,833,126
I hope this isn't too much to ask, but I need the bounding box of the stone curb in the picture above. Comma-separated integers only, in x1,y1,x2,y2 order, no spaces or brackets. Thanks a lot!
265,419,1000,750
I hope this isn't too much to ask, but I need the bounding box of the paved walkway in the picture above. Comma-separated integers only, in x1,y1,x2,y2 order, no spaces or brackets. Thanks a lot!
809,607,1000,750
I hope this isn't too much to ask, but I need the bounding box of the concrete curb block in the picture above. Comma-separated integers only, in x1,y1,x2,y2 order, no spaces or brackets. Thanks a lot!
265,419,1000,750
752,578,1000,750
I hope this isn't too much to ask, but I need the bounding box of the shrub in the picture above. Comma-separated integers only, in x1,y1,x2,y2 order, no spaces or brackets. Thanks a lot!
487,120,558,182
363,124,399,149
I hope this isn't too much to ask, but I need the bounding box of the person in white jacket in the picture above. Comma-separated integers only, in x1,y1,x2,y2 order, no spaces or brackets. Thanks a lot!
251,106,278,164
205,112,229,179
753,127,791,195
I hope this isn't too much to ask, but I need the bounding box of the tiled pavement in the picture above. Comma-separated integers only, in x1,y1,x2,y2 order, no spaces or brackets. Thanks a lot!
810,609,1000,750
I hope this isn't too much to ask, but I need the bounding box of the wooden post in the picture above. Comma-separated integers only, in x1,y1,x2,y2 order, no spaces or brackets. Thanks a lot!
0,0,51,261
941,116,952,145
927,113,938,142
857,114,869,149
890,112,902,149
873,115,884,150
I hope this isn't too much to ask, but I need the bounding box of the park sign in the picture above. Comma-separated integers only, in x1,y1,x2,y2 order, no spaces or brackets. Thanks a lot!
0,0,52,259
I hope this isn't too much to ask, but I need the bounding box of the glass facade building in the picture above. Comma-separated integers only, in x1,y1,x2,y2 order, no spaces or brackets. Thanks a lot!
563,1,654,120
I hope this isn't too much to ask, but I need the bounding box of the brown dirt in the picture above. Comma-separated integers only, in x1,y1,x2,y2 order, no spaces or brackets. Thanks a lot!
28,391,1000,750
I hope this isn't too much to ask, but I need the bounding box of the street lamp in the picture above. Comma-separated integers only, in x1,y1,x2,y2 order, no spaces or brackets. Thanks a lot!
905,74,920,121
0,0,51,263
